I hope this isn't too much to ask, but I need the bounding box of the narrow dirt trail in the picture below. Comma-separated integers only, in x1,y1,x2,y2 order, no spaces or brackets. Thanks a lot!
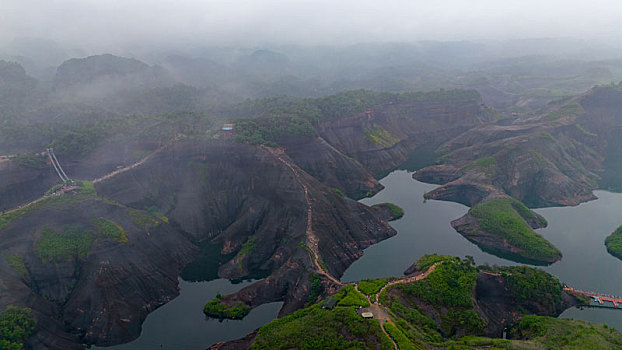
2,137,178,217
260,145,342,285
2,195,48,215
93,138,176,184
362,262,442,350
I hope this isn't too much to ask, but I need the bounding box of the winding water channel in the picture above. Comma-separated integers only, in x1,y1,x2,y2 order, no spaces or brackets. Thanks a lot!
107,169,622,349
344,170,622,330
103,279,282,349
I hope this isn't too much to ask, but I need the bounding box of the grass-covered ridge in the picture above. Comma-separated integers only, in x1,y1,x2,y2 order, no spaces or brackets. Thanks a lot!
513,315,622,349
487,265,564,308
229,89,480,146
605,225,622,261
357,278,389,296
412,254,457,272
469,197,560,263
251,255,607,349
389,256,484,335
0,181,98,231
252,304,393,350
335,285,369,307
227,89,481,124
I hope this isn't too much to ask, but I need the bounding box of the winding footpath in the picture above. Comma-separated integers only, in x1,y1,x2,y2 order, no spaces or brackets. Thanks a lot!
259,145,343,285
367,262,441,349
93,138,176,184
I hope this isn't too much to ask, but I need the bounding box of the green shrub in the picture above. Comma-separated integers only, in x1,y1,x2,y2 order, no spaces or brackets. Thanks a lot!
605,226,622,260
235,116,316,146
76,181,96,195
335,285,369,307
93,218,128,242
307,276,323,304
332,188,344,197
541,132,555,142
514,315,622,349
412,254,456,272
364,126,399,147
384,323,418,350
237,237,257,258
203,295,251,320
35,226,93,263
128,209,159,231
384,203,404,219
0,306,35,349
397,259,477,308
252,305,393,350
13,153,46,169
357,279,388,296
501,266,563,306
3,252,26,277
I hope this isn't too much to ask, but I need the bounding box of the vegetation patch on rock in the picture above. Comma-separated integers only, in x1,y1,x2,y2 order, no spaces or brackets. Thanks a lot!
371,202,404,221
35,226,93,263
203,294,251,320
335,285,369,307
466,197,560,264
605,225,622,261
93,217,128,242
357,278,388,296
252,304,393,350
0,306,36,350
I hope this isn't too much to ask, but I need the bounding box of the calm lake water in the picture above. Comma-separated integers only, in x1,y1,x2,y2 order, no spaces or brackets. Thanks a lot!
101,279,282,350
106,168,622,349
343,170,622,330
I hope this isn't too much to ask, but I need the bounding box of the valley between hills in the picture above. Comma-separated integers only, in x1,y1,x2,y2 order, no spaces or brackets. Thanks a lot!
1,54,622,349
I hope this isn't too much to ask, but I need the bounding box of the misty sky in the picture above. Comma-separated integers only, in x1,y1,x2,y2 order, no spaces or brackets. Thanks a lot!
2,0,622,50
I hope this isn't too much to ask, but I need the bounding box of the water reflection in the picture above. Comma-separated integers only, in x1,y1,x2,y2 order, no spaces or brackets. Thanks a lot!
100,279,282,349
343,170,622,330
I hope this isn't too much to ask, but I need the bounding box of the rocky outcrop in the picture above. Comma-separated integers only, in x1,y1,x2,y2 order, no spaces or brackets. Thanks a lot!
0,196,196,348
413,98,609,207
96,140,395,316
474,272,578,337
0,160,59,212
318,92,493,175
282,136,383,199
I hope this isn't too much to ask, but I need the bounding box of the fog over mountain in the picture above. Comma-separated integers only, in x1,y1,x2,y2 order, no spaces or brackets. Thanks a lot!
5,2,622,349
2,0,622,51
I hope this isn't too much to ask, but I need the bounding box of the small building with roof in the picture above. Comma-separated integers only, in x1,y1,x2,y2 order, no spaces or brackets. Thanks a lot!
321,297,338,310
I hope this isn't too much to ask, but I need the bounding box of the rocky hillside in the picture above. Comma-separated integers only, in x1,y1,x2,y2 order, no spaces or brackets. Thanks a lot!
0,183,196,348
97,140,396,314
415,86,622,207
0,88,496,348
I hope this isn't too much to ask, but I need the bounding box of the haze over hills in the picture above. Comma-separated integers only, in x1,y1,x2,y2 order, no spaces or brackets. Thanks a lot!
1,5,622,345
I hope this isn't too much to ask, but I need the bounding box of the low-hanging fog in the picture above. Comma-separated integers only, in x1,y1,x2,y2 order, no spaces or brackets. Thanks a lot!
2,0,622,54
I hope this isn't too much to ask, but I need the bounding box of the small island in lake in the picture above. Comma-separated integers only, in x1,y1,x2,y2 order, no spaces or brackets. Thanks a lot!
452,197,562,265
